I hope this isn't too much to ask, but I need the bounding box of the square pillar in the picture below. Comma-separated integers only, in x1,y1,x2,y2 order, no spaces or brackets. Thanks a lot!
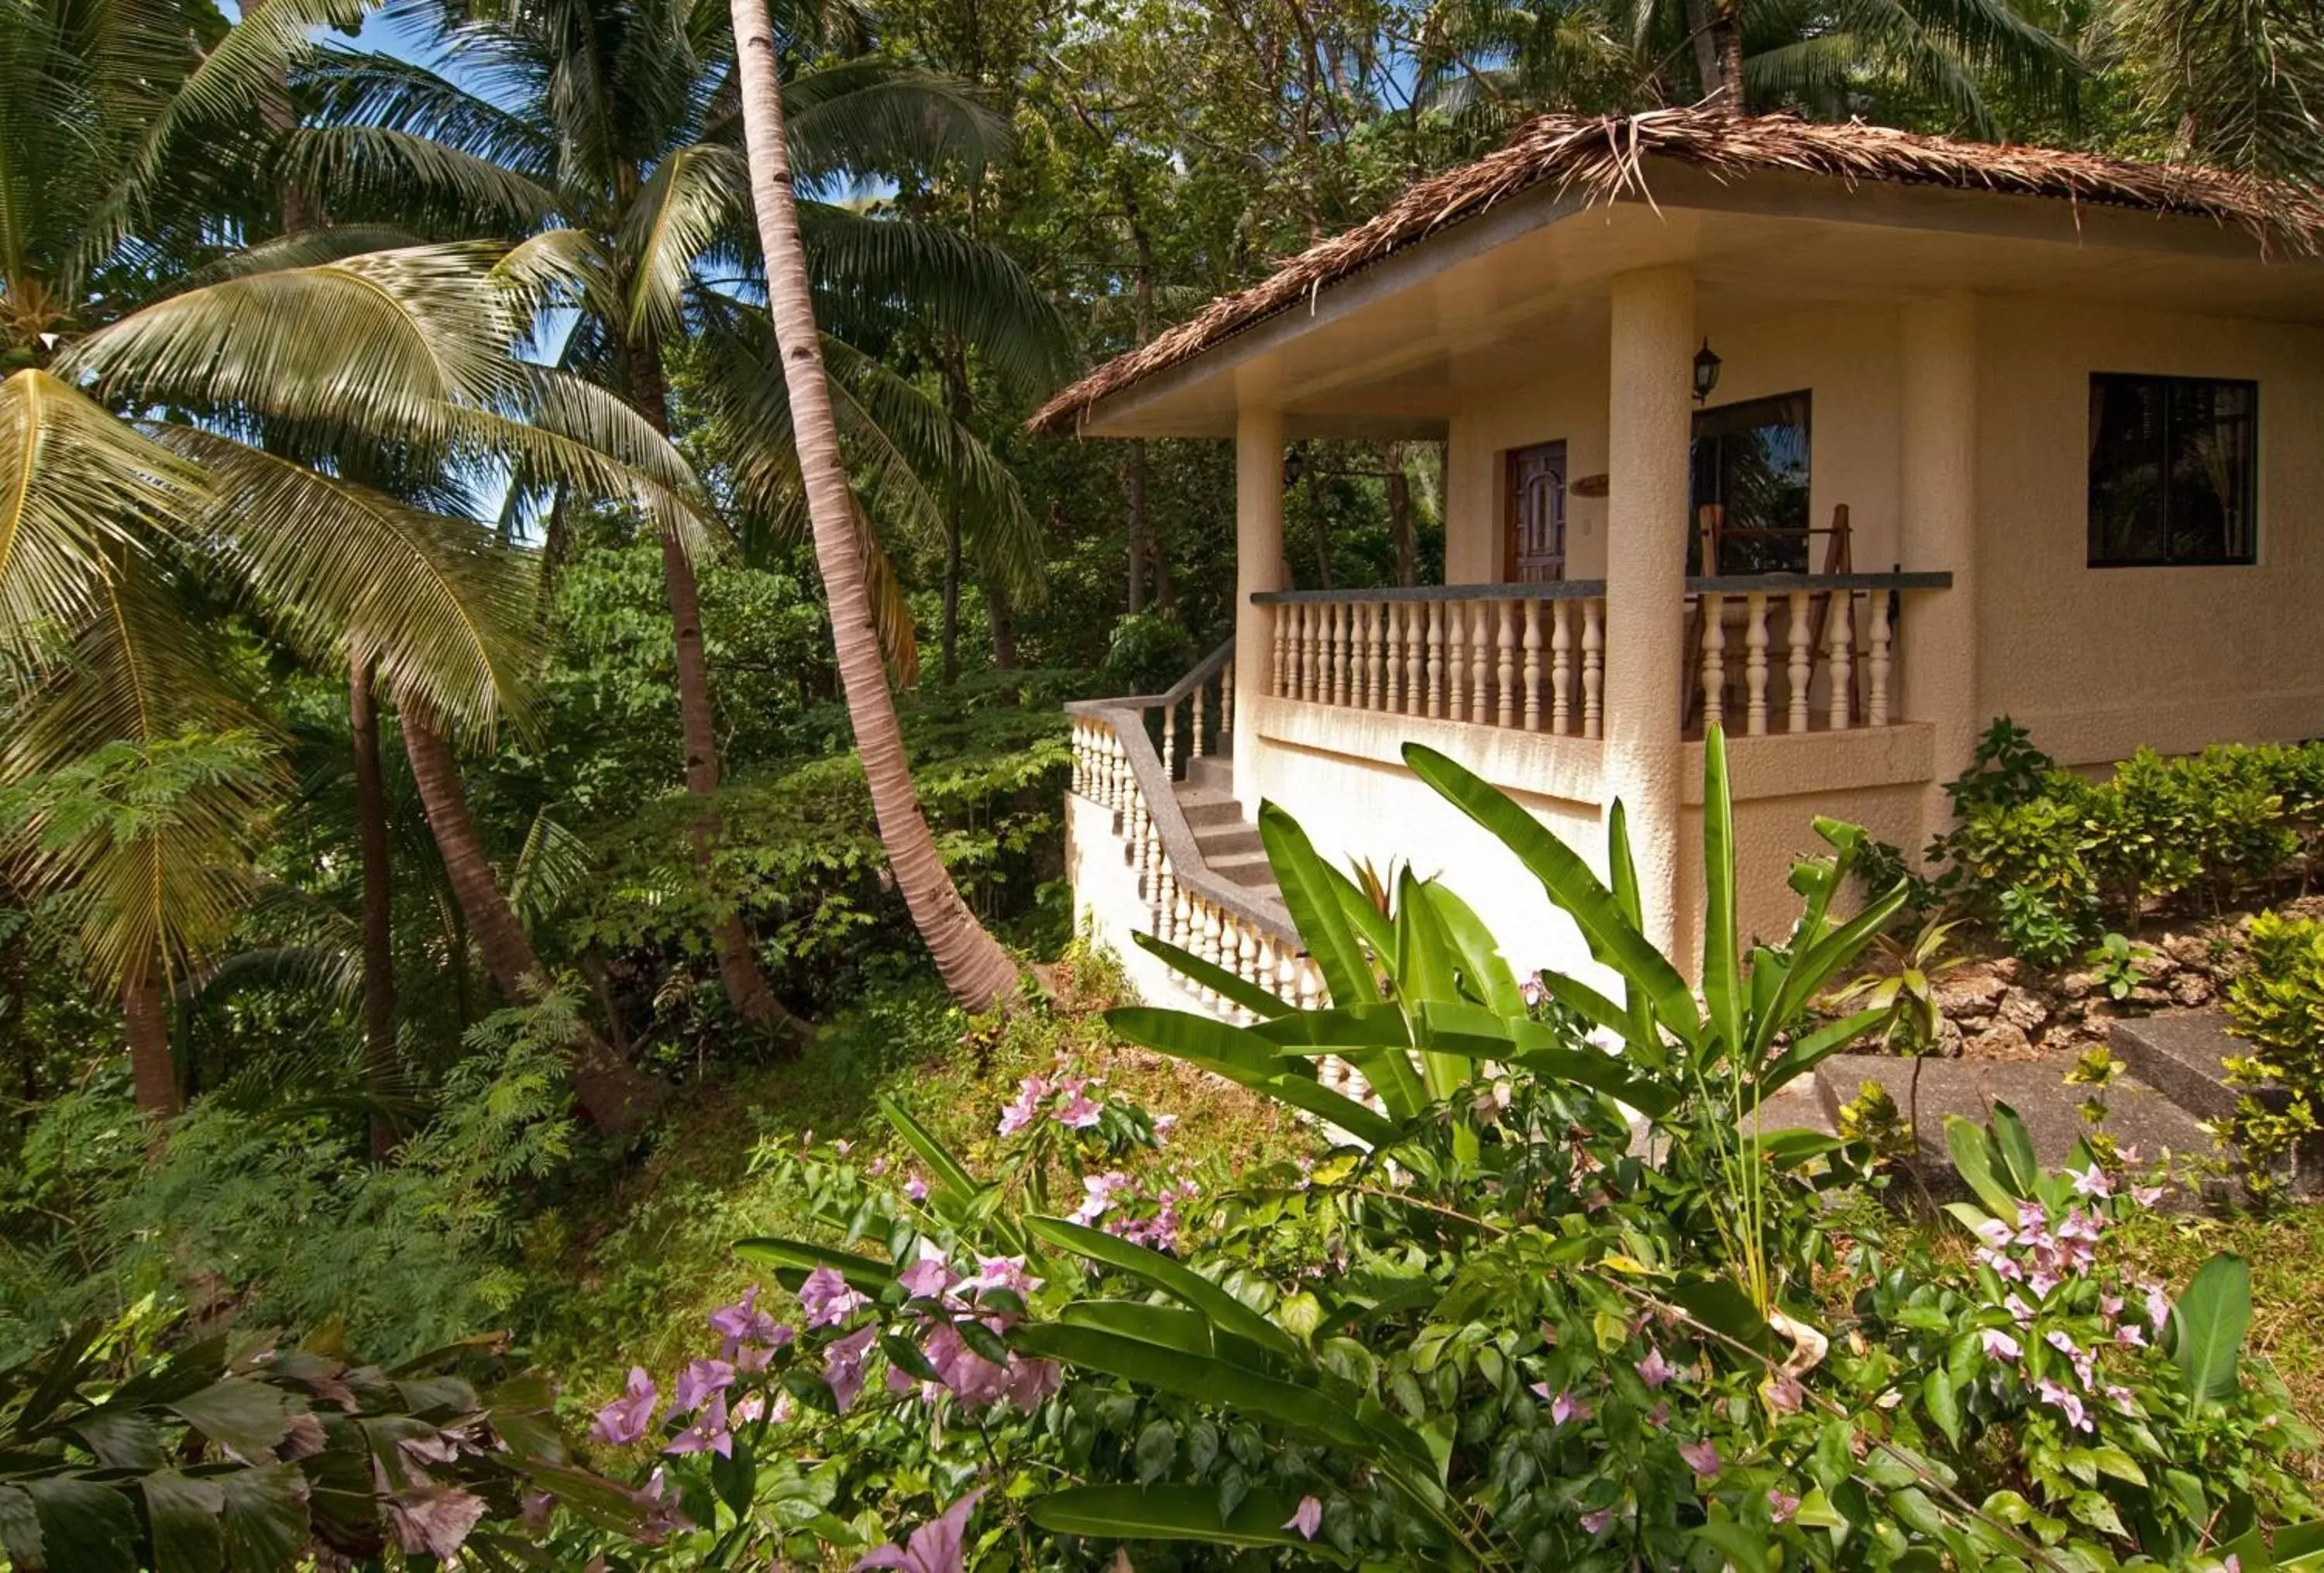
1900,293,1979,855
1233,404,1285,811
1604,265,1694,956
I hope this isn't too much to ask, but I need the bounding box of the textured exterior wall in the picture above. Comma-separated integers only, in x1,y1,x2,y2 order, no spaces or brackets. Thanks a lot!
1973,298,2324,766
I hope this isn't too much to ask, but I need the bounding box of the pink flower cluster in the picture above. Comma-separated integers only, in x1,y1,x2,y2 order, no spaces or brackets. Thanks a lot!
995,1070,1106,1137
878,1248,1062,1414
590,1286,797,1455
1069,1169,1199,1254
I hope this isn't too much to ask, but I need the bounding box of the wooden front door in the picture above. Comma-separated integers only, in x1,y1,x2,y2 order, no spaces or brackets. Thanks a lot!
1504,441,1566,582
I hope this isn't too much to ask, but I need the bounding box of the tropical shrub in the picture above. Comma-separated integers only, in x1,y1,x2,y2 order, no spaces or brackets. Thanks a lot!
2220,910,2324,1200
0,1299,640,1571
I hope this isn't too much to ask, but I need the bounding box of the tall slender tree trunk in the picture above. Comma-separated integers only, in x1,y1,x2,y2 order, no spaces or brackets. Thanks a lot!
122,955,179,1122
627,332,810,1047
349,655,399,1158
401,704,665,1131
1387,447,1416,589
727,0,1019,1010
1124,442,1150,612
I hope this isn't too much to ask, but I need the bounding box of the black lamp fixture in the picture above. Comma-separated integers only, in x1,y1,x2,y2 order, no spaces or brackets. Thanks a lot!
1282,447,1305,489
1692,338,1723,404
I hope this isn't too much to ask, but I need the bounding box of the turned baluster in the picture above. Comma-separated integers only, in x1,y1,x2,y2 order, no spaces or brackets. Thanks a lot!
1357,599,1376,706
1068,721,1083,795
1384,604,1404,714
1220,659,1234,739
1350,604,1370,709
1191,681,1208,758
1162,705,1177,777
1745,592,1770,737
1277,947,1301,1012
1581,600,1604,739
1155,855,1177,941
1786,590,1813,733
1198,903,1224,1007
1298,604,1317,702
1426,602,1446,718
1126,793,1149,881
1170,886,1192,949
1443,602,1465,721
1867,598,1892,726
1523,599,1543,731
1235,927,1260,1024
1296,957,1325,1010
1827,590,1854,731
1404,604,1424,715
1270,607,1287,697
1140,801,1162,902
1551,601,1573,735
1699,591,1725,734
1470,603,1492,723
1496,600,1518,728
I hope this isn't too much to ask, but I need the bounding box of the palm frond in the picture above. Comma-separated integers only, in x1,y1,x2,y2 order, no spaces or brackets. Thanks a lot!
778,59,1012,183
620,143,750,341
274,124,562,232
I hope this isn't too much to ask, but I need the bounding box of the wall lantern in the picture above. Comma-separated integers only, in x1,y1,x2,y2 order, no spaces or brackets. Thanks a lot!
1282,448,1305,489
1692,339,1723,404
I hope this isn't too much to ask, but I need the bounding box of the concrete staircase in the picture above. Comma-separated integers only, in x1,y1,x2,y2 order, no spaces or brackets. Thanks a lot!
1174,756,1283,897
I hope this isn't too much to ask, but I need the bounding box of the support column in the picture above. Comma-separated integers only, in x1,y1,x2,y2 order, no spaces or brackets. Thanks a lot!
1604,266,1694,957
1900,293,1979,856
1233,404,1285,811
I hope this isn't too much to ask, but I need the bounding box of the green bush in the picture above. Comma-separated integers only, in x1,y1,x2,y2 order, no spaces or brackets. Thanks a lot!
2221,910,2324,1200
1920,721,2324,962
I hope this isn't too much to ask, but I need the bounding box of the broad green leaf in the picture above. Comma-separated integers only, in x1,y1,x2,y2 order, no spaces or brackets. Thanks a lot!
1250,1003,1412,1051
1009,1323,1367,1449
0,1486,39,1569
1923,1368,1962,1447
139,1471,226,1573
732,1237,891,1294
1411,998,1518,1057
1023,1217,1298,1357
1107,1007,1314,1082
1059,1301,1222,1359
1402,744,1698,1040
877,1093,989,1201
167,1380,290,1457
217,1463,306,1572
1131,930,1294,1020
65,1406,164,1471
1257,802,1374,1007
1752,1007,1890,1103
1943,1116,2020,1217
1422,881,1528,1018
1989,1103,2042,1199
1700,725,1745,1069
26,1478,138,1573
1667,1279,1780,1358
2171,1254,2251,1406
1027,1485,1338,1559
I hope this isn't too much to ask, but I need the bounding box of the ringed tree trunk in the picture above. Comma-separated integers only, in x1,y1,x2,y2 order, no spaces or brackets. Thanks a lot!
401,702,665,1132
627,333,810,1048
122,954,180,1122
727,0,1020,1010
349,654,400,1158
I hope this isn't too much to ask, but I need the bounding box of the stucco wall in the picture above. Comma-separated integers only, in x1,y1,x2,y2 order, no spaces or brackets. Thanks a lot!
1443,301,1907,584
1974,298,2324,766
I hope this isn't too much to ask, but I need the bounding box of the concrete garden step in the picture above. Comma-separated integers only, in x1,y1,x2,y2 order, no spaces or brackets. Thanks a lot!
1812,1052,2219,1205
1194,826,1263,862
1181,755,1233,793
1208,852,1281,890
1176,792,1245,830
2109,1010,2286,1123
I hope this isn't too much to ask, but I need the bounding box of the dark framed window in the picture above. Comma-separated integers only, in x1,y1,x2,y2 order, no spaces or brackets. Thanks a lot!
1689,391,1812,574
2089,373,2257,567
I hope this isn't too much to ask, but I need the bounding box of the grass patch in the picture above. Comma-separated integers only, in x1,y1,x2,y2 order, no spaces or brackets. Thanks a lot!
517,948,1315,1410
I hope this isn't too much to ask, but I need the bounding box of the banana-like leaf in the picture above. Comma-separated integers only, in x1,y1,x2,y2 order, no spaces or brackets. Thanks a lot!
1250,1003,1412,1050
1021,1217,1299,1358
1700,726,1745,1069
1942,1116,2021,1218
1027,1485,1343,1561
1404,744,1698,1046
1421,880,1528,1019
1057,1301,1219,1359
1256,802,1373,1009
2171,1254,2251,1406
1131,929,1294,1020
1748,1007,1889,1105
731,1237,890,1295
1106,1007,1314,1081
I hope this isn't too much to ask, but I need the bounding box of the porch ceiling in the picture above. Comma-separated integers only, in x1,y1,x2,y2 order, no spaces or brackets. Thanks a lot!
1075,158,2324,440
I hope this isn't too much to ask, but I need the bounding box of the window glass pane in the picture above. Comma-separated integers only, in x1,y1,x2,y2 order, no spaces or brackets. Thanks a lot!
2089,373,2255,566
1690,391,1812,574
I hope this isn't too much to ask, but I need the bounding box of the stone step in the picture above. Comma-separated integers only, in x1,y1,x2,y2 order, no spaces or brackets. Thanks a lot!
1813,1052,2218,1205
1195,827,1263,862
1208,852,1281,890
1181,754,1233,793
1176,793,1244,830
2109,1010,2287,1123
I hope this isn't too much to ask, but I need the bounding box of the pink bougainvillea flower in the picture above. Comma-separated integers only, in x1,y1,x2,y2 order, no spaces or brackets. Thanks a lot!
2004,1293,2037,1324
825,1326,878,1413
1769,1489,1801,1524
999,1354,1061,1412
1054,1090,1105,1129
1648,1400,1671,1427
996,1076,1049,1138
964,1255,1043,1300
799,1265,869,1329
664,1390,732,1458
671,1358,734,1415
731,1392,765,1425
1679,1439,1722,1478
897,1251,958,1302
905,1171,930,1202
1070,1171,1130,1224
1762,1376,1804,1416
2037,1378,2092,1433
1580,1507,1615,1535
1635,1348,1677,1389
2015,1200,2051,1234
2116,1321,2149,1348
1152,1113,1179,1145
709,1284,779,1353
1284,1496,1323,1540
2100,1292,2124,1320
1979,1328,2023,1361
590,1367,658,1446
2105,1382,2137,1413
1542,1389,1590,1426
833,1139,853,1156
2068,1163,2114,1199
1971,1216,2014,1250
857,1489,983,1573
2132,1183,2165,1209
2145,1282,2173,1334
2026,1268,2063,1299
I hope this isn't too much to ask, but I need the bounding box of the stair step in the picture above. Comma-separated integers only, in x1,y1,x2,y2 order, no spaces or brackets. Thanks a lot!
1208,852,1281,890
1813,1052,2219,1206
1181,755,1233,792
2110,1010,2284,1123
1196,827,1263,862
1176,795,1244,830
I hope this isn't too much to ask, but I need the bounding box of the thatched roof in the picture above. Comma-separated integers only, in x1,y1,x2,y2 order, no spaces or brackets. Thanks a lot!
1028,108,2322,434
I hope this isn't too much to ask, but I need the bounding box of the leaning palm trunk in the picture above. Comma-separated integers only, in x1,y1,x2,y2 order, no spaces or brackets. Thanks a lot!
725,0,1019,1010
349,656,399,1158
401,703,664,1133
628,338,810,1046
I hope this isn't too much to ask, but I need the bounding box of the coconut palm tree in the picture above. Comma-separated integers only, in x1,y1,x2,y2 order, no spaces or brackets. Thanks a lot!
722,0,1023,1007
0,0,698,1122
306,0,1067,1025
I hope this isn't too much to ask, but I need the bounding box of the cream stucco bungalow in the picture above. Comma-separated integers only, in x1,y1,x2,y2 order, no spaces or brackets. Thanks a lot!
1043,108,2324,1014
